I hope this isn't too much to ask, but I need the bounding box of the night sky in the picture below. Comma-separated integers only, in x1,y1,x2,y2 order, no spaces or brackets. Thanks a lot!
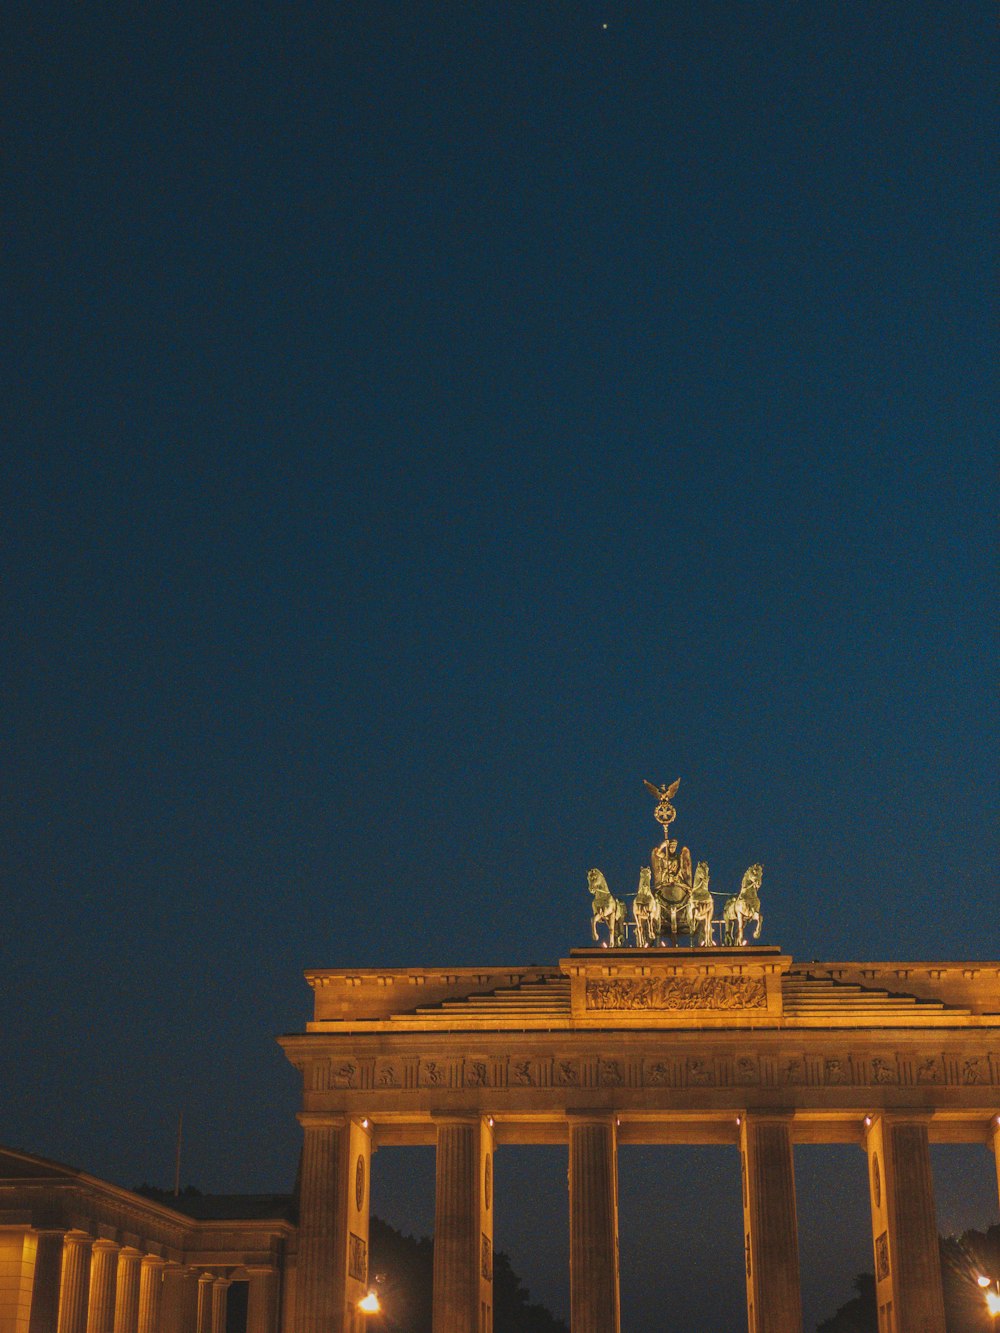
4,3,997,1330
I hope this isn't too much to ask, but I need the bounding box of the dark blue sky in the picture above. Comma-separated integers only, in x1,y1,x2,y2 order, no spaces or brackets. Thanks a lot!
3,3,996,1328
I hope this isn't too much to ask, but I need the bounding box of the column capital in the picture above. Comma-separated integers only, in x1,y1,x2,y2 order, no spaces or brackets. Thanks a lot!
91,1238,119,1255
63,1231,95,1248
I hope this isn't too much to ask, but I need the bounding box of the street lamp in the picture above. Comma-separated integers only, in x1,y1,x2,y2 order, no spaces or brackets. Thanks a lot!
357,1290,381,1314
977,1273,1000,1317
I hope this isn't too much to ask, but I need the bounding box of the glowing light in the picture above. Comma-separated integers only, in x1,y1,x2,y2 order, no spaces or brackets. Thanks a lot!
986,1289,1000,1316
358,1291,381,1313
736,1116,741,1126
979,1275,992,1289
361,1118,369,1129
864,1116,872,1127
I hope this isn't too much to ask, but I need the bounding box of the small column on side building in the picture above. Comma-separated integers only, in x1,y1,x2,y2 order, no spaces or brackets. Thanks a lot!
432,1116,494,1333
159,1267,197,1333
28,1230,67,1333
208,1280,229,1333
991,1115,1000,1212
739,1112,802,1333
245,1268,278,1333
296,1113,372,1333
56,1234,93,1333
568,1114,620,1333
85,1242,119,1333
864,1113,945,1333
0,1226,40,1333
194,1276,214,1333
112,1251,142,1333
136,1258,165,1333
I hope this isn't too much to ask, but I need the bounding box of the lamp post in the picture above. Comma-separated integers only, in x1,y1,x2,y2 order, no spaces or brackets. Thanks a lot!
978,1273,1000,1318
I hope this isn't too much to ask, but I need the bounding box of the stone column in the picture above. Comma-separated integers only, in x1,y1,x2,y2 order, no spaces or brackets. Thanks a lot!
195,1276,214,1333
136,1258,165,1333
112,1251,142,1333
864,1113,945,1333
159,1268,197,1333
29,1231,67,1333
0,1227,40,1333
739,1113,802,1333
245,1268,278,1333
85,1242,119,1333
568,1115,620,1333
56,1234,93,1333
432,1117,494,1333
209,1280,229,1333
297,1114,343,1333
296,1113,372,1333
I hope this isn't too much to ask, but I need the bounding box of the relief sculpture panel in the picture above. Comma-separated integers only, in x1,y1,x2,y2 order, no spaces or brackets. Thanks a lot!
586,975,767,1011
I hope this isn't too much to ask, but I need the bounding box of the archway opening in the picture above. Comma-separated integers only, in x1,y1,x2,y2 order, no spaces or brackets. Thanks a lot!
618,1145,745,1333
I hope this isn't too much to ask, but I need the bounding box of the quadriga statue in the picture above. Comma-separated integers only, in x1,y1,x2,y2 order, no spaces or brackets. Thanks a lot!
723,864,763,945
588,868,625,948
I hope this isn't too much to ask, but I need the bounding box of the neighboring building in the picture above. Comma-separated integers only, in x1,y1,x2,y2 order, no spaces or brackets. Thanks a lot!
0,1149,292,1333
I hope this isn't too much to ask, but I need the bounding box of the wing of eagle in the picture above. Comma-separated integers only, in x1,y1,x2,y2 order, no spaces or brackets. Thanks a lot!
644,778,681,799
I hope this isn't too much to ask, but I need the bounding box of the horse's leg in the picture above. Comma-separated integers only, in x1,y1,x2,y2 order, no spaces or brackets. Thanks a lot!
592,911,599,942
753,911,762,940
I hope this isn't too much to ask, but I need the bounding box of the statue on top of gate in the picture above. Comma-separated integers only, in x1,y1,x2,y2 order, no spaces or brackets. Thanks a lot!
584,777,764,949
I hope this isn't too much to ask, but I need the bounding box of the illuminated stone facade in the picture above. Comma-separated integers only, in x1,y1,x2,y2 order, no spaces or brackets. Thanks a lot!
0,1151,291,1333
4,947,998,1333
282,947,1000,1333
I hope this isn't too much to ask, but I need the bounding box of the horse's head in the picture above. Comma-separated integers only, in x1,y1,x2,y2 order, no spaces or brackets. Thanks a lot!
740,864,763,901
588,868,608,897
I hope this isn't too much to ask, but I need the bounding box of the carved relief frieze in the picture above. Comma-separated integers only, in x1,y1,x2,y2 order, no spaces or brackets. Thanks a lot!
554,1059,580,1087
465,1059,489,1088
871,1057,899,1086
375,1061,400,1089
599,1058,624,1087
736,1056,760,1085
329,1044,997,1095
875,1231,890,1281
686,1057,715,1087
585,975,767,1011
348,1233,367,1283
782,1056,806,1086
915,1056,944,1085
963,1056,988,1085
645,1060,671,1087
419,1059,459,1089
332,1062,357,1089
